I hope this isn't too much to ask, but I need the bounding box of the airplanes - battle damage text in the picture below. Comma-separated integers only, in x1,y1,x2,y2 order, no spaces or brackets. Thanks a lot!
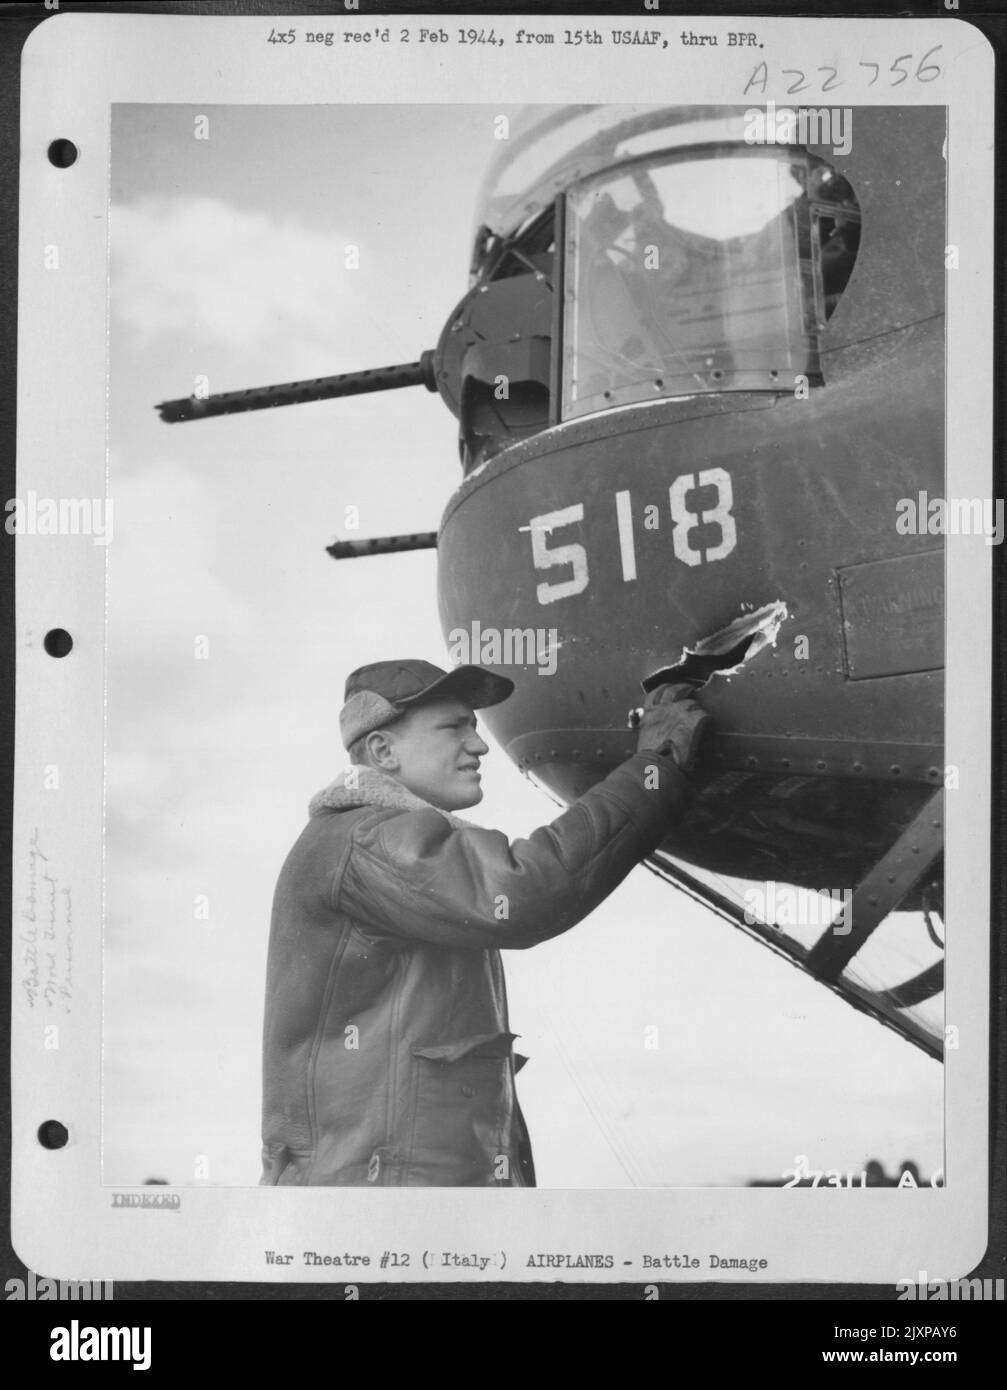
265,1249,771,1273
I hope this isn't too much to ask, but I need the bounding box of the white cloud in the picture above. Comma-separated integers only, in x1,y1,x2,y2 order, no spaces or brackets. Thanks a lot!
111,196,390,358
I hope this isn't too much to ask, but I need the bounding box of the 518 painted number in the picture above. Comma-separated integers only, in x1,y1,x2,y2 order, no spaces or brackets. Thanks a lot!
529,469,736,605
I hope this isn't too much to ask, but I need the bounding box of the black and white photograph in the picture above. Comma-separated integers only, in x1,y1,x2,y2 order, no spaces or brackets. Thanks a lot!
102,98,951,1194
7,5,1000,1310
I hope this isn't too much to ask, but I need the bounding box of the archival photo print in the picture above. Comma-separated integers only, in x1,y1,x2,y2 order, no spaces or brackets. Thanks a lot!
102,101,947,1197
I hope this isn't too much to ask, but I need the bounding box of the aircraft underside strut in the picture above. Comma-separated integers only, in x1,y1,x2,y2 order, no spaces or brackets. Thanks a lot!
647,783,947,1060
806,787,945,980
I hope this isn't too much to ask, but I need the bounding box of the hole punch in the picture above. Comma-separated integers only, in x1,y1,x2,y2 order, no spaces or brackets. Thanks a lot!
38,1120,68,1149
47,139,78,168
44,629,73,658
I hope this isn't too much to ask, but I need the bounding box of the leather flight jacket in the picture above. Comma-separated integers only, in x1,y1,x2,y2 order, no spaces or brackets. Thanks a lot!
261,751,690,1187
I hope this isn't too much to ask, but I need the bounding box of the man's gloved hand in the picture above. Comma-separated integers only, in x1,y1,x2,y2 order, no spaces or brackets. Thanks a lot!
635,683,712,774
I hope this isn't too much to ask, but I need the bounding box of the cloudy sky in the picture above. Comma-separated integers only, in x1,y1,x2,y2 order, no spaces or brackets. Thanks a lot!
104,103,941,1189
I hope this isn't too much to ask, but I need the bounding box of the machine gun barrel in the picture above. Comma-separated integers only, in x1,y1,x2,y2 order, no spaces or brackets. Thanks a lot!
326,532,437,560
156,352,437,423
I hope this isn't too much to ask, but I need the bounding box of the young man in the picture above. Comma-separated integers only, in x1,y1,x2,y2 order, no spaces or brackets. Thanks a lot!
261,658,710,1187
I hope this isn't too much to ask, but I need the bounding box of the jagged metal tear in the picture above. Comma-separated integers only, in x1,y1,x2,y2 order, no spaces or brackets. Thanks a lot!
642,601,789,691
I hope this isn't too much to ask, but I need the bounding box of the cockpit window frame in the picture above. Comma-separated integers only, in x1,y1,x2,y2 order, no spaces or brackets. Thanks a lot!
557,141,860,423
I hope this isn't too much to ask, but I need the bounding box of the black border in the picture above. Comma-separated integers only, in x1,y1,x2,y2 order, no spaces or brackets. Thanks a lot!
1,0,1003,1322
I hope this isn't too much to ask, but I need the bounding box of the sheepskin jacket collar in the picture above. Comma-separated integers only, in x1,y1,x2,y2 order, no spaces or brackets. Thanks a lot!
308,766,469,829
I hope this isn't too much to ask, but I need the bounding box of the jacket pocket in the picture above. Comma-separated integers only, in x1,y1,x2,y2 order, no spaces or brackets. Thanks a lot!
404,1032,518,1186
